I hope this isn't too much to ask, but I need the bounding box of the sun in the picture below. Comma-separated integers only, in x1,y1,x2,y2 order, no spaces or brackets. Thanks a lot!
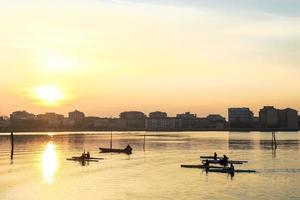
35,85,64,105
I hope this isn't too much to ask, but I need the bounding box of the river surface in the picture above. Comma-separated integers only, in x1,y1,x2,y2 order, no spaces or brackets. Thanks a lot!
0,131,300,200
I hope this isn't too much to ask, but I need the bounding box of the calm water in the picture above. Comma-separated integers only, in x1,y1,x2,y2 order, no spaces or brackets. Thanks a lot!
0,131,300,200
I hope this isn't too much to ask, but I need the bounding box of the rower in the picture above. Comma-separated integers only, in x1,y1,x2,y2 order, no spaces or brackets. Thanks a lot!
126,144,132,151
203,160,210,172
86,151,90,159
213,152,217,160
229,163,235,171
229,163,235,176
221,154,229,166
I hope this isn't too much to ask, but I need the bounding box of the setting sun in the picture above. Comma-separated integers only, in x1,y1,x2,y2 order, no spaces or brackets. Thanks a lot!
36,85,64,105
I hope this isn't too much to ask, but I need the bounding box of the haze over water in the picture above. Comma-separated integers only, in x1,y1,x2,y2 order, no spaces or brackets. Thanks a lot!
1,131,300,200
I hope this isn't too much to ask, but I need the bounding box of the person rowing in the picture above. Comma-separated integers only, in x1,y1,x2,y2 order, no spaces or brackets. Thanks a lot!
203,160,210,172
229,163,235,176
220,154,229,166
213,152,217,160
229,163,234,171
125,144,132,153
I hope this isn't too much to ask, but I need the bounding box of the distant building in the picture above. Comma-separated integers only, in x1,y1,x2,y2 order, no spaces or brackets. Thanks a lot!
228,108,253,128
62,118,75,127
149,111,167,118
176,112,200,130
120,111,146,130
68,110,85,123
206,114,226,129
252,116,261,128
37,112,64,127
0,117,10,130
110,118,126,130
10,111,36,130
82,117,102,129
259,106,298,129
176,112,197,119
37,112,64,120
207,114,225,122
10,111,36,121
84,117,127,130
120,111,146,119
145,117,182,131
278,108,298,129
259,106,279,128
0,116,8,121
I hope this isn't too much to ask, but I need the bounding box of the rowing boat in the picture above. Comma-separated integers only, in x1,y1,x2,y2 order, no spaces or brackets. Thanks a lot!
202,159,248,165
66,158,99,162
181,164,225,169
200,156,223,160
71,156,104,160
99,145,132,155
208,168,256,173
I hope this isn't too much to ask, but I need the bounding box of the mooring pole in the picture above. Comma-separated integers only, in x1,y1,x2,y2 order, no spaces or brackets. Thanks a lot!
10,131,14,160
110,130,112,149
273,132,277,149
271,132,274,149
109,117,112,149
143,134,146,151
271,131,277,150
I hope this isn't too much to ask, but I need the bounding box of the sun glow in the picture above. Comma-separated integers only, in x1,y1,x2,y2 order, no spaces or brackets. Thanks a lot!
36,85,64,105
42,142,58,184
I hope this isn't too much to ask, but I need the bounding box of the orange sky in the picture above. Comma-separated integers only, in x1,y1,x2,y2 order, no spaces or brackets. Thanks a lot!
1,0,300,117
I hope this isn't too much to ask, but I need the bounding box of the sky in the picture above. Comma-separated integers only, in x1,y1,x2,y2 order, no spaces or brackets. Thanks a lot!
0,0,300,117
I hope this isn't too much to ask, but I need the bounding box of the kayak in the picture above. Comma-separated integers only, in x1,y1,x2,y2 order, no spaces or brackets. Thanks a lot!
99,147,132,154
181,164,225,169
200,156,223,160
66,158,99,162
202,160,248,165
208,168,256,173
72,156,104,160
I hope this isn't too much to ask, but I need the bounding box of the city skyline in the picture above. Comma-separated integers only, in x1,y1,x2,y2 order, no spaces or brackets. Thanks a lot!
1,0,300,118
2,105,299,119
2,106,298,132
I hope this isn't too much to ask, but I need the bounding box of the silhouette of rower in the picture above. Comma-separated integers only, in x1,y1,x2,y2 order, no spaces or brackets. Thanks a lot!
213,152,217,160
229,163,235,176
221,155,229,166
125,144,132,154
229,163,234,171
203,160,210,173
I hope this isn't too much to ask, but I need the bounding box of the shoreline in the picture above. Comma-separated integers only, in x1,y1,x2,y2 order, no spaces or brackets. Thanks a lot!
0,128,299,133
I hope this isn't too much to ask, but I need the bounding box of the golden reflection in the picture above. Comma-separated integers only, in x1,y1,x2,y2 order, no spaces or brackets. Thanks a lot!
42,142,58,184
48,132,54,136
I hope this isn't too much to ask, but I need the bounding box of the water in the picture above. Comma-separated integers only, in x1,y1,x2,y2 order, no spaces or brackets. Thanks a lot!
0,131,300,200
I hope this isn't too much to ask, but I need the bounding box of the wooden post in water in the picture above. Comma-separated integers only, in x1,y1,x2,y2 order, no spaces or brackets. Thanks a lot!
110,130,112,149
10,131,14,160
109,117,112,149
143,134,146,151
271,132,274,149
272,131,277,150
273,131,277,149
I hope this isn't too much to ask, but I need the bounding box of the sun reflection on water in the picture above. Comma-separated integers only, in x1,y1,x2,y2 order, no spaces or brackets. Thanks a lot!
42,142,58,184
